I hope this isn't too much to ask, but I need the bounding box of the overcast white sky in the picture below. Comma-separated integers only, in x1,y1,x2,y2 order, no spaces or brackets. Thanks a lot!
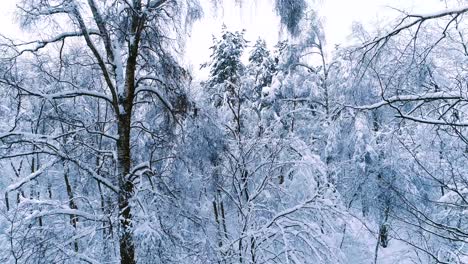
0,0,445,76
185,0,443,77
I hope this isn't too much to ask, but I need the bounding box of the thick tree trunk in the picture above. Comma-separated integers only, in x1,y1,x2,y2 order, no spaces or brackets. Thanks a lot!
116,2,143,261
117,112,135,264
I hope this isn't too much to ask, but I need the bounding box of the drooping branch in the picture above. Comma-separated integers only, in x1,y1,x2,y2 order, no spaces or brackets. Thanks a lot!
362,5,468,50
350,91,465,110
4,158,58,194
1,30,100,57
0,79,114,104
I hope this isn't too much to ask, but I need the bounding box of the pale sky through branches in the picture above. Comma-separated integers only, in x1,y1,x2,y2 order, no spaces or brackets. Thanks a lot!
0,0,443,77
185,0,443,78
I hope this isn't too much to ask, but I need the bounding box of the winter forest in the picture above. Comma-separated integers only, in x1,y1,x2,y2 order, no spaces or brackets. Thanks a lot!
0,0,468,263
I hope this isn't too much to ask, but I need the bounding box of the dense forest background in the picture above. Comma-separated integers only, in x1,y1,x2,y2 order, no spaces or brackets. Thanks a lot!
0,0,467,263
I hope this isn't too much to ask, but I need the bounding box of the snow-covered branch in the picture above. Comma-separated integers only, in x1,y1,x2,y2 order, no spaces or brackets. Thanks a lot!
5,158,58,194
351,91,465,110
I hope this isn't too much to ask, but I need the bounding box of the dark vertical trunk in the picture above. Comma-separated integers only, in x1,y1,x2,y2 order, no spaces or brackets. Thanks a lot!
118,6,140,260
374,112,391,249
64,165,79,252
250,237,256,263
219,197,228,240
117,2,148,262
5,194,9,212
5,162,23,211
212,200,223,247
117,112,135,264
30,157,43,227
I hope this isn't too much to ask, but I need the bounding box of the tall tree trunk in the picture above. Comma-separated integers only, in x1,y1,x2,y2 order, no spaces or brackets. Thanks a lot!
64,165,79,252
117,113,135,264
